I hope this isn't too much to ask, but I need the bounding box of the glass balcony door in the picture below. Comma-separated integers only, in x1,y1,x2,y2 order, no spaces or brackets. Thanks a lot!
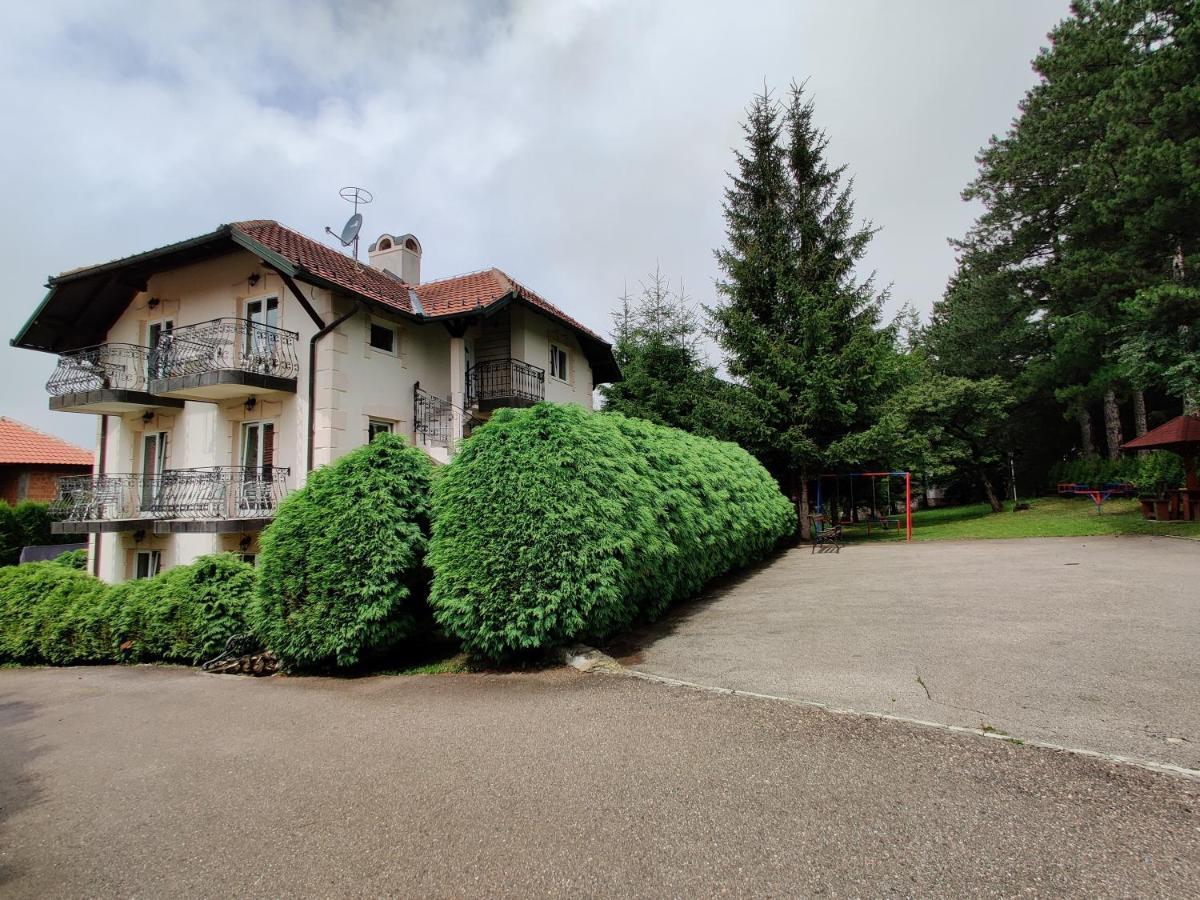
147,318,173,380
244,298,279,372
139,431,167,513
239,421,275,516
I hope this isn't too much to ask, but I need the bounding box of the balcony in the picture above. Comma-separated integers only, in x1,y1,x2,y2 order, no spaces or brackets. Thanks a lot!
467,358,544,411
413,386,483,460
149,318,299,401
45,343,184,414
51,467,290,534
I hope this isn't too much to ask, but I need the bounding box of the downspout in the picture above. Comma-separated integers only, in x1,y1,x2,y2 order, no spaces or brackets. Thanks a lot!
93,415,107,578
307,300,362,472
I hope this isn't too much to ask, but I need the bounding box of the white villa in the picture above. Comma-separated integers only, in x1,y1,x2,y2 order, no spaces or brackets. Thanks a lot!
12,220,620,583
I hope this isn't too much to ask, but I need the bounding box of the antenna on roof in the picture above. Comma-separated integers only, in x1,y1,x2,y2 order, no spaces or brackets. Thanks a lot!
325,186,373,261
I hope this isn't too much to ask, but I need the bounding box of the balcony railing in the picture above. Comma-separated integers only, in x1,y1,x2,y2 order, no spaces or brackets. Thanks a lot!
467,358,544,408
149,318,300,382
52,467,289,524
46,343,151,396
152,467,290,520
52,474,143,523
414,386,483,449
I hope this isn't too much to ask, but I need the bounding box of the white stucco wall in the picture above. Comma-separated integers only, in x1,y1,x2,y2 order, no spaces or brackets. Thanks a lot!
510,305,594,409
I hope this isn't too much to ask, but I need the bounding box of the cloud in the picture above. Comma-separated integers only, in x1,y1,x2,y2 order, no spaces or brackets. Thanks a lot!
0,0,1067,444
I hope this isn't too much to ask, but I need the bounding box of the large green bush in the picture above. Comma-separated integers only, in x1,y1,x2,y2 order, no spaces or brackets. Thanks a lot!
0,553,254,666
428,404,795,660
251,433,434,668
102,553,256,664
0,562,110,664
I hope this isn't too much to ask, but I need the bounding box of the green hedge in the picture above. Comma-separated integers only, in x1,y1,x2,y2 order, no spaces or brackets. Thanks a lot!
1048,451,1185,492
428,404,795,660
102,554,257,664
0,501,86,567
0,553,254,666
251,433,434,669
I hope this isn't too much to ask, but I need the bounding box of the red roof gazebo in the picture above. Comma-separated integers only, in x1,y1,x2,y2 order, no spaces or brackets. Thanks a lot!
1121,414,1200,490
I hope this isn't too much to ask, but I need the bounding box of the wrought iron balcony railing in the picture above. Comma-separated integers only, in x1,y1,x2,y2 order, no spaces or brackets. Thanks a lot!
414,386,483,448
52,474,143,523
46,343,151,396
149,318,300,382
467,358,545,408
53,467,290,523
151,467,291,520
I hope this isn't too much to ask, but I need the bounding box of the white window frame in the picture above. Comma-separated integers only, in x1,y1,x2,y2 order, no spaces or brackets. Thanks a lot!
368,320,398,355
549,343,569,383
139,430,168,514
134,549,161,580
147,317,174,380
368,418,395,442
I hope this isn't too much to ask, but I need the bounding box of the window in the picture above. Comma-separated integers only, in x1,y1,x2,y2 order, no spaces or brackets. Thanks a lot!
368,419,394,441
549,344,569,382
135,550,161,580
369,322,396,354
140,431,168,513
246,297,279,328
239,421,275,517
240,554,257,567
147,319,173,378
245,297,280,363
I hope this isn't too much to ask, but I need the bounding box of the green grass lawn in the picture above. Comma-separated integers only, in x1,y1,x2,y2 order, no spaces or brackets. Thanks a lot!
840,496,1200,542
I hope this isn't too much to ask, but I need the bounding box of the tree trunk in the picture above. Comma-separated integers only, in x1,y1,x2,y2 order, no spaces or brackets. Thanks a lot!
1076,403,1097,460
1133,390,1149,457
798,467,811,540
980,468,1004,513
1103,389,1123,461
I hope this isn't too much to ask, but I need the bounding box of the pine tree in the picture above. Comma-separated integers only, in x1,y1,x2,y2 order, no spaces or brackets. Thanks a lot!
710,84,894,536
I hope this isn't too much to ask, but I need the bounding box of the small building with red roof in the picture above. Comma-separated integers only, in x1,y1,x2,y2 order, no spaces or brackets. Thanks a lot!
0,417,93,505
10,219,620,582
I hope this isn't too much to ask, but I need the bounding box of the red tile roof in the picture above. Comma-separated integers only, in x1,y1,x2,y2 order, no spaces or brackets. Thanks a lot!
1121,414,1200,451
232,220,607,344
233,220,416,314
0,418,93,467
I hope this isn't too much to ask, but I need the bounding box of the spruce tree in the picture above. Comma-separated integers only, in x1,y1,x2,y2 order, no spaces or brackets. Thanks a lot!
710,84,893,535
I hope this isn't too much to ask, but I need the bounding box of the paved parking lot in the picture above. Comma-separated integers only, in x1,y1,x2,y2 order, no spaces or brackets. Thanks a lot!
613,535,1200,771
1,665,1197,897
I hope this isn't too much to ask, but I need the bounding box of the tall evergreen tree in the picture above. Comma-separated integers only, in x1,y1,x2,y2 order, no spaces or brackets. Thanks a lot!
710,84,894,535
600,267,744,438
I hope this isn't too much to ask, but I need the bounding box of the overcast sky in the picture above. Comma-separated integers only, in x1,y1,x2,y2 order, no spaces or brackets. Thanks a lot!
1,0,1068,446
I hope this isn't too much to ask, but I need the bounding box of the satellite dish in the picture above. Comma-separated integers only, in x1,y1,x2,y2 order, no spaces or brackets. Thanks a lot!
324,186,373,261
337,213,362,247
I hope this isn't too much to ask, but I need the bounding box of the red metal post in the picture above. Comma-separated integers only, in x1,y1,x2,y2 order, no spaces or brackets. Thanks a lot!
905,471,912,542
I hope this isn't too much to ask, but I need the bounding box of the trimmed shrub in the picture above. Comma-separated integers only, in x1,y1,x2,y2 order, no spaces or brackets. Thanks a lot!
0,553,254,666
251,433,435,668
428,403,795,660
0,562,110,664
52,548,88,569
103,553,256,664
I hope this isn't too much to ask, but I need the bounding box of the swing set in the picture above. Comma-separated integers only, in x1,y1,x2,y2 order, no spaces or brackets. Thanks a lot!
815,471,913,542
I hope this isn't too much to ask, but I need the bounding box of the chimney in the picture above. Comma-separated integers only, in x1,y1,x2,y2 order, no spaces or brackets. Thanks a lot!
368,233,422,284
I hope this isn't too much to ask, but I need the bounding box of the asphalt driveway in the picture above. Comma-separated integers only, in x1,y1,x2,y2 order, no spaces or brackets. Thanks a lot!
612,535,1200,771
1,665,1198,897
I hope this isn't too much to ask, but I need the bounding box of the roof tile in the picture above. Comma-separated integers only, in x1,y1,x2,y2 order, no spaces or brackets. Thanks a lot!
232,220,608,344
0,418,93,467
